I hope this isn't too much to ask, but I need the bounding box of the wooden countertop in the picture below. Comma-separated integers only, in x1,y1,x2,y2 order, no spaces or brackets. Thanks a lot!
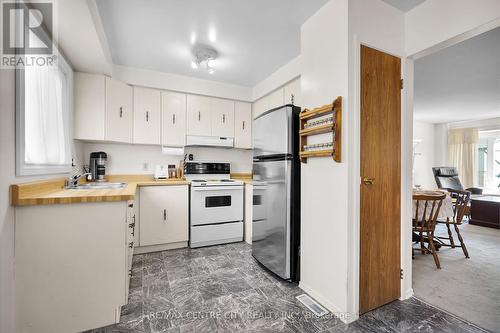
231,173,253,185
11,175,189,206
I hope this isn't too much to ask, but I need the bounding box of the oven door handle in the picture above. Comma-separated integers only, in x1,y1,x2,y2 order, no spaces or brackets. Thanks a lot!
191,186,243,191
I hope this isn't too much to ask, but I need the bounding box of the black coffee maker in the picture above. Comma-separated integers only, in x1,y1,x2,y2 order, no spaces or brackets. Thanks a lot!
89,152,107,182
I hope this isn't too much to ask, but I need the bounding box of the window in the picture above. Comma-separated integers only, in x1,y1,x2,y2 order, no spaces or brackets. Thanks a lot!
477,143,488,187
495,139,500,188
16,51,73,176
477,131,500,190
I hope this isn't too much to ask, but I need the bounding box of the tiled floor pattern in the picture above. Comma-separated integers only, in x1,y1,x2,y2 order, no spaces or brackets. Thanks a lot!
86,242,487,333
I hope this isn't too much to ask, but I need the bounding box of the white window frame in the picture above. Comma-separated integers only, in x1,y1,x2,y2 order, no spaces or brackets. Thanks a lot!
15,49,74,176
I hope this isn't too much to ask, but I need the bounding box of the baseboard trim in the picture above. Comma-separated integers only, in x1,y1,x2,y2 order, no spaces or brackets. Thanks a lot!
298,283,358,324
134,242,187,254
400,288,414,300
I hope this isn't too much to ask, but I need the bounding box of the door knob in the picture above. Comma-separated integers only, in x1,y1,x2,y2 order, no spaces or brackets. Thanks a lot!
362,177,375,185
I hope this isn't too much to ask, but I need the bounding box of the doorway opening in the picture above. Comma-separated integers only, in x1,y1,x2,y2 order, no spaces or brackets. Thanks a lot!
411,26,500,332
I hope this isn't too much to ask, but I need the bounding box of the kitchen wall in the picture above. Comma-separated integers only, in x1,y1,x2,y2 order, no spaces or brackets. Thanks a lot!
251,56,301,101
405,0,500,57
413,121,437,189
112,65,252,102
299,0,350,319
0,67,17,333
80,142,252,174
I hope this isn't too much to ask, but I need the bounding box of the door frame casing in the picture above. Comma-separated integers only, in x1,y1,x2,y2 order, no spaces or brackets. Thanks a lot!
346,37,413,321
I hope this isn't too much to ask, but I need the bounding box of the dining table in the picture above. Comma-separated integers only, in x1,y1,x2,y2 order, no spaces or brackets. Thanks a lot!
412,189,455,246
412,189,454,220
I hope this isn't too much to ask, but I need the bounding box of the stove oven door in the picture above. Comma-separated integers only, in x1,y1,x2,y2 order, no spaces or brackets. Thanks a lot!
191,185,244,225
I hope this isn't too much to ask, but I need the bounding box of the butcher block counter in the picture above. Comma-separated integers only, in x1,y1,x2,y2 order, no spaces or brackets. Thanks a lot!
10,174,189,206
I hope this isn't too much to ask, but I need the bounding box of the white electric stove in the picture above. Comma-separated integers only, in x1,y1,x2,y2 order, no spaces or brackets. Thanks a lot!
185,161,244,248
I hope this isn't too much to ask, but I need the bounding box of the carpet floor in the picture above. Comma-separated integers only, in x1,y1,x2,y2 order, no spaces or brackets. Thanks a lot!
413,221,500,332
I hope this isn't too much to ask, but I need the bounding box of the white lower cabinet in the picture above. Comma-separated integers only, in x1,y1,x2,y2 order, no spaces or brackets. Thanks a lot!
139,185,188,247
14,201,131,333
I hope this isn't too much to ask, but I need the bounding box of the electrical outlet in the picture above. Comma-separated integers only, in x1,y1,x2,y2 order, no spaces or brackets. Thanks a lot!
143,162,149,171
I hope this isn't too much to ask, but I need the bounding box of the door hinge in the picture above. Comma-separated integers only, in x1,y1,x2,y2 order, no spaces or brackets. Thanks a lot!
400,269,404,279
400,79,404,90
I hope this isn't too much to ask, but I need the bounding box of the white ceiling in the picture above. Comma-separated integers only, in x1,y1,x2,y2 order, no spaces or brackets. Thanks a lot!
96,0,328,87
414,27,500,124
380,0,426,12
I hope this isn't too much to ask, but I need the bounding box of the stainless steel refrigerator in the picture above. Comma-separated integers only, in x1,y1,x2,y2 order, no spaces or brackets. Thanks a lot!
252,105,300,282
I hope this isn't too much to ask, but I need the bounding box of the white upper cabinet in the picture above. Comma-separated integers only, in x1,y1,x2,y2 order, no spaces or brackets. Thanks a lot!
267,88,284,110
74,73,105,141
252,97,268,119
211,98,235,137
105,77,133,143
186,95,211,136
234,102,252,149
283,78,301,108
133,87,161,145
161,91,186,147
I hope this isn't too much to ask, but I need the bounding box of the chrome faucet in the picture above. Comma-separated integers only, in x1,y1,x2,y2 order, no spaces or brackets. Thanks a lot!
65,173,91,188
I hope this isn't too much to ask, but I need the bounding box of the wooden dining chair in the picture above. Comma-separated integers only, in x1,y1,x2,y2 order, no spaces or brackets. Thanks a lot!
436,189,470,258
413,193,446,269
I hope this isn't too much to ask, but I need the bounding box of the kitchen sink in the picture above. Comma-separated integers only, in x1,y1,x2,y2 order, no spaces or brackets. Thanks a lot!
69,182,127,190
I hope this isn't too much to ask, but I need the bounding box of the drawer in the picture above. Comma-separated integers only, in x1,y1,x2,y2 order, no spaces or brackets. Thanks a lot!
190,222,243,248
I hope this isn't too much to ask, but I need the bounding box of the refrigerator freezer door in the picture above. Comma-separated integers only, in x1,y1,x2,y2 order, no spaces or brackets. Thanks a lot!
252,159,291,279
253,106,292,157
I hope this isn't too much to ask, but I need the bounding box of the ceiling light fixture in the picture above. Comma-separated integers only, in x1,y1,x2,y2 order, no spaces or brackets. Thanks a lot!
208,28,216,43
190,32,197,45
191,44,218,74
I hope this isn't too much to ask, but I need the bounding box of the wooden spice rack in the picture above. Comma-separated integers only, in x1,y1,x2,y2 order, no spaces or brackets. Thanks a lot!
299,96,342,163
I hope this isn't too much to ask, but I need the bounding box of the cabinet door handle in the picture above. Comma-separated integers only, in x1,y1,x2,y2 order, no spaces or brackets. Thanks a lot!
291,94,295,105
128,222,135,229
128,242,133,249
128,269,132,277
163,209,167,222
173,114,176,124
119,107,123,118
222,114,226,123
198,111,201,121
146,111,149,122
242,121,245,130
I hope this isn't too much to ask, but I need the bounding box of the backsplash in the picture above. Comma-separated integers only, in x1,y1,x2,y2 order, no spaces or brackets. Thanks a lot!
79,142,253,175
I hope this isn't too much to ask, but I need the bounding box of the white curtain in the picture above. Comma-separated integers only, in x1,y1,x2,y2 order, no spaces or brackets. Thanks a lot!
24,65,67,165
448,128,479,188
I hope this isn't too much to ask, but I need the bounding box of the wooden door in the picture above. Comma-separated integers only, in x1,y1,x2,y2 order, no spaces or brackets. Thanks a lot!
186,95,211,136
105,77,133,143
139,186,188,247
211,98,235,137
234,102,252,149
161,91,187,147
360,45,401,314
133,87,161,145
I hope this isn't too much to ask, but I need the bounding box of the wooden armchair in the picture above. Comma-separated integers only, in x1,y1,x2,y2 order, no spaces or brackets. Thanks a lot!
436,189,470,258
413,193,446,269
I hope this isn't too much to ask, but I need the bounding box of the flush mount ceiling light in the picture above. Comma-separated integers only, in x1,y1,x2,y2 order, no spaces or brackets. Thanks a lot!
191,44,218,74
